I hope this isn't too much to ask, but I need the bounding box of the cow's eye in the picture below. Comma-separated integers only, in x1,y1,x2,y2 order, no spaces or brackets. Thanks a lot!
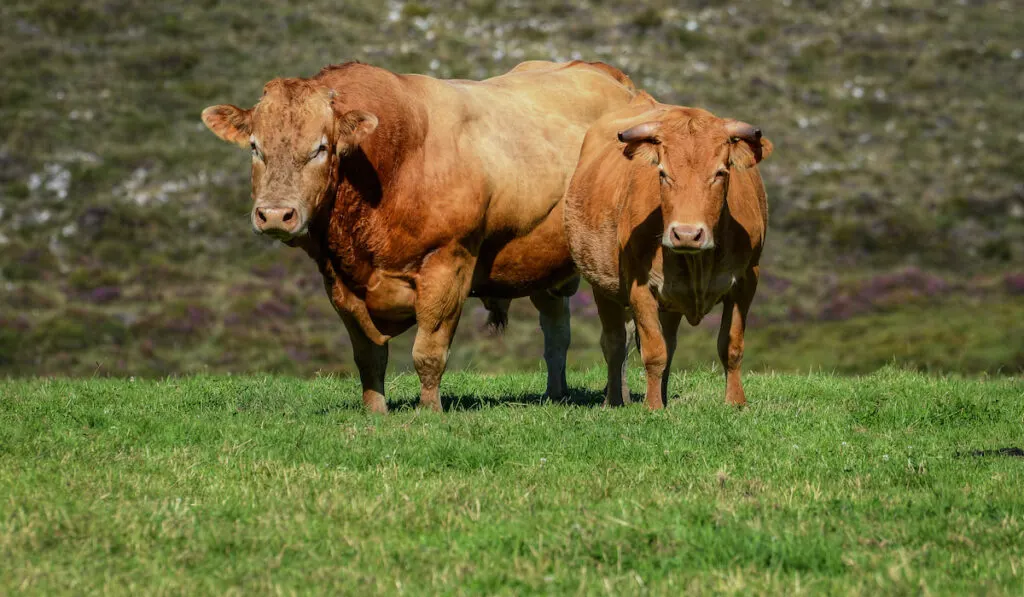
714,168,728,179
315,144,326,156
250,141,260,159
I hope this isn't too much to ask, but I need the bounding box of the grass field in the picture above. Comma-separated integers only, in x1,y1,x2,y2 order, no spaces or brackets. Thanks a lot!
2,369,1022,595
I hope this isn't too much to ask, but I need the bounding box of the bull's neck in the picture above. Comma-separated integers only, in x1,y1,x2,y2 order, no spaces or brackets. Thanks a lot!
312,75,425,289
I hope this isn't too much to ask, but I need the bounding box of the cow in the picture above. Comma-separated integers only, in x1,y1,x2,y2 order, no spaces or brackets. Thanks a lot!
201,61,636,412
564,93,773,409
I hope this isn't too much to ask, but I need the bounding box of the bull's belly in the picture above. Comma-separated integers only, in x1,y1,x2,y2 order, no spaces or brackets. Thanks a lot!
471,201,576,298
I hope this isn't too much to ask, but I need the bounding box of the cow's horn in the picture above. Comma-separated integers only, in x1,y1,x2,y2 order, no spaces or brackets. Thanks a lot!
725,120,762,143
618,121,662,143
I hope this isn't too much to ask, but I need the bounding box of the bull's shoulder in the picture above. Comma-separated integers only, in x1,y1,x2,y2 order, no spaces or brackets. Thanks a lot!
499,60,634,92
561,60,636,93
507,60,558,74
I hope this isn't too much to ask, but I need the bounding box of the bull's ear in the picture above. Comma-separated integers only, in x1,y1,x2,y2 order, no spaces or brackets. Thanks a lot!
336,110,379,156
618,121,663,165
201,104,252,148
725,120,773,168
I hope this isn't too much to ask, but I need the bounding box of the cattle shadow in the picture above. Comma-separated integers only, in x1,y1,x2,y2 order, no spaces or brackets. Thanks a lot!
955,447,1024,458
313,386,614,414
412,386,609,411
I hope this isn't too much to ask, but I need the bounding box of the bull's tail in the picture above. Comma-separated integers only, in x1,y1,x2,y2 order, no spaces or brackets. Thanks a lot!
481,298,510,333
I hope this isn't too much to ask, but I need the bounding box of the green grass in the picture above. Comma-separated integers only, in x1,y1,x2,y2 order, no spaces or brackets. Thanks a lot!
2,370,1023,595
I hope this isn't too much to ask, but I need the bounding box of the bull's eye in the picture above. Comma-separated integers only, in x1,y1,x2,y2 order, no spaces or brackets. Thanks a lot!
713,168,729,180
309,143,328,162
250,141,260,160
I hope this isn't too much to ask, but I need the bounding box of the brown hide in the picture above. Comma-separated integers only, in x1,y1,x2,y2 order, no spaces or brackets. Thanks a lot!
564,95,773,409
203,61,636,411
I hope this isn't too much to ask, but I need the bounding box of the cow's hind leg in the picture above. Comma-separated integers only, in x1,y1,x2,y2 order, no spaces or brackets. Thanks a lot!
658,310,682,407
594,292,629,407
530,287,573,400
718,266,759,407
340,314,389,414
411,246,475,411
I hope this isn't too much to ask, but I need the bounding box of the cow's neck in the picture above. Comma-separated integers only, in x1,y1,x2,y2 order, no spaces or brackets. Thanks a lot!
659,204,740,325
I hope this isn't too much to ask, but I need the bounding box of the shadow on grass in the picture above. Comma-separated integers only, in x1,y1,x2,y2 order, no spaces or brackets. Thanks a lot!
956,447,1024,458
436,387,609,411
314,386,614,414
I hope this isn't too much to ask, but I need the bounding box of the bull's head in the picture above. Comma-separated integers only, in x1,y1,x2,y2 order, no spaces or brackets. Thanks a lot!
201,79,378,241
618,110,772,253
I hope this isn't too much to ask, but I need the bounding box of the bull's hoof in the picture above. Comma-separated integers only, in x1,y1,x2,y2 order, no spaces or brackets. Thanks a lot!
418,398,443,412
364,393,388,414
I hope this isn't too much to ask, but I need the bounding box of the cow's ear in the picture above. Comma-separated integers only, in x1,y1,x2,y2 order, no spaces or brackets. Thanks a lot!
336,110,379,156
730,136,773,169
201,105,252,148
618,121,663,165
726,120,773,168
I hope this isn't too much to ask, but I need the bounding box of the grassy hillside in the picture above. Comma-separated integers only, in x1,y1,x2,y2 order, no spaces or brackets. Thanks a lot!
2,371,1023,594
1,0,1022,376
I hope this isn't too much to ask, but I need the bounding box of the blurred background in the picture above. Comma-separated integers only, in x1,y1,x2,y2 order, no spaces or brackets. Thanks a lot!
1,0,1021,378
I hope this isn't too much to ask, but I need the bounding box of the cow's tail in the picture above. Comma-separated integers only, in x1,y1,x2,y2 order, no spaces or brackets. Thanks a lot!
481,298,510,334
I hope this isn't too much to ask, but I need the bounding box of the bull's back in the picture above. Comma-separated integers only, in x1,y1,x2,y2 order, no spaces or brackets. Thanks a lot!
439,62,636,238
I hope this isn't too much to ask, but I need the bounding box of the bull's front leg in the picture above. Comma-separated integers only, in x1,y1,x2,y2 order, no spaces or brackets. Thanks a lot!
411,245,475,411
717,265,759,407
339,313,390,414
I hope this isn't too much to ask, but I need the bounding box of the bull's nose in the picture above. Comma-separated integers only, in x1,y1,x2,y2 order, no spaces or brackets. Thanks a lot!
253,206,299,235
665,222,713,252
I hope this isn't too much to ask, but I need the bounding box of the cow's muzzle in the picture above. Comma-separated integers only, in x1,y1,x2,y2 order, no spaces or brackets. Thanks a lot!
663,222,714,253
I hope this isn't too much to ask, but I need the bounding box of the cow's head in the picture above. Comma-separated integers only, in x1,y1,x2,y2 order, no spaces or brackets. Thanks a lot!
618,110,772,253
201,79,378,241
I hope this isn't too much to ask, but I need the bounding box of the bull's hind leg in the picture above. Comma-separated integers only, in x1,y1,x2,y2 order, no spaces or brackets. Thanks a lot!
411,246,475,411
340,314,389,414
594,292,630,407
529,276,579,399
718,266,759,407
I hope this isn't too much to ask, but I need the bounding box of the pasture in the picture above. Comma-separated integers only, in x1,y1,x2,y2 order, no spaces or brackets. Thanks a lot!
2,368,1022,595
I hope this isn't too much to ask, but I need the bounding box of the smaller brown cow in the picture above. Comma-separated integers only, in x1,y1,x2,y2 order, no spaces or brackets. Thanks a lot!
564,93,773,409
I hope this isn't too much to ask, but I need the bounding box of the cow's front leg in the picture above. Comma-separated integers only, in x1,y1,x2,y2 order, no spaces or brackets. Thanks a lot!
412,246,475,411
340,313,389,414
630,284,670,410
718,266,758,407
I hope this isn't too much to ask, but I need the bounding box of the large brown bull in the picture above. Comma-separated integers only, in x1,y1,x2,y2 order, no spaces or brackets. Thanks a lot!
201,61,636,412
564,93,773,409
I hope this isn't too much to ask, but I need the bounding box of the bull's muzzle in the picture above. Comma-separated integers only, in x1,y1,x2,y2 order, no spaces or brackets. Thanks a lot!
253,206,304,239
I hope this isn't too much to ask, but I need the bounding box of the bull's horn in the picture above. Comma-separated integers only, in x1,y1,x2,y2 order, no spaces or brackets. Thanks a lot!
617,121,662,143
